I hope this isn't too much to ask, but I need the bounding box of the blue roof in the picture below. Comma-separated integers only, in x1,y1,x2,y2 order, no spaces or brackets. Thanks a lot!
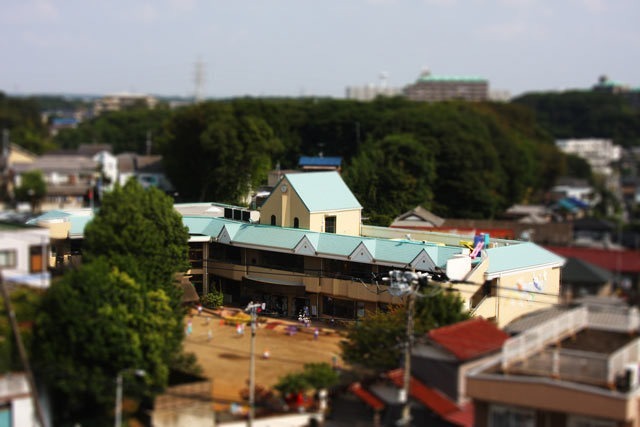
285,171,361,212
298,156,342,167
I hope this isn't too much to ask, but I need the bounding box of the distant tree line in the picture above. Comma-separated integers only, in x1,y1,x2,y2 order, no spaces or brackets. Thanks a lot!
3,90,639,223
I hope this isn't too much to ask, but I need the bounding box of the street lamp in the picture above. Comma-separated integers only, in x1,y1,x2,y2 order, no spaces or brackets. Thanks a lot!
245,301,265,427
383,270,431,427
115,368,146,427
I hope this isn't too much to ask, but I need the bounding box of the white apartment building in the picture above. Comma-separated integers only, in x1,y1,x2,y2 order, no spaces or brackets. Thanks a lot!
555,138,622,177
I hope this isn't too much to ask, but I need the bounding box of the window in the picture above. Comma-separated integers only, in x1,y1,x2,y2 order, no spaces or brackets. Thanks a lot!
271,215,276,226
489,404,535,427
0,250,16,268
293,217,299,228
325,216,336,233
322,296,355,319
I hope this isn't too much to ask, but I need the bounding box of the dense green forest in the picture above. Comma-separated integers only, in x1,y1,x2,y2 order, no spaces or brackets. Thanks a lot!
2,90,638,224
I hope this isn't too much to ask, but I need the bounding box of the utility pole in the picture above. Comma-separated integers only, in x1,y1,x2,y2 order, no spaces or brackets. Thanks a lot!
400,288,415,426
0,273,48,427
245,301,265,427
384,270,429,427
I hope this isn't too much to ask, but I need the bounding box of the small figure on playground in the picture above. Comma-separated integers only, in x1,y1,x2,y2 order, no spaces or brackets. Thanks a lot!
314,328,319,340
207,329,213,341
186,319,193,336
262,348,270,359
197,304,203,316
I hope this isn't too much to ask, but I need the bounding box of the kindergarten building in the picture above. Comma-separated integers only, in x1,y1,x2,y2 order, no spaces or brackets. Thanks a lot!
30,171,564,327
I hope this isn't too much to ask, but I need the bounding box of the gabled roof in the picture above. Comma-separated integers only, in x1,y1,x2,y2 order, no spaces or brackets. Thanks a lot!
13,155,97,173
285,171,361,212
562,257,613,285
391,206,445,227
386,369,461,419
427,318,509,361
348,382,385,411
485,242,565,279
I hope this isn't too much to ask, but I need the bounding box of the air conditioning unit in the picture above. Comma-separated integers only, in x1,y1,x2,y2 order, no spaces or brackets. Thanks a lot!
618,363,640,392
626,363,639,389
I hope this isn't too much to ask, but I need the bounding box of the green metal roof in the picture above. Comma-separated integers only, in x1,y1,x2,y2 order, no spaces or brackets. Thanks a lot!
70,216,93,237
285,171,362,212
417,75,487,83
29,209,562,276
485,242,565,278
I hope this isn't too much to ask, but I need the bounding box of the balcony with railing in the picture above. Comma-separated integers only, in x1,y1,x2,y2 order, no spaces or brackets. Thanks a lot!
500,306,640,389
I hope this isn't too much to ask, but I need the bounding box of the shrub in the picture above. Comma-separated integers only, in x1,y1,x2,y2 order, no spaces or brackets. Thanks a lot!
200,290,223,309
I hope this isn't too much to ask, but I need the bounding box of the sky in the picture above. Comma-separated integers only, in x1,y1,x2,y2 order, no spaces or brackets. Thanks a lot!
1,0,639,99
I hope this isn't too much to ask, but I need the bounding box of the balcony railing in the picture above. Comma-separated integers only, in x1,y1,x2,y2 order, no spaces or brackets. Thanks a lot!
502,305,640,387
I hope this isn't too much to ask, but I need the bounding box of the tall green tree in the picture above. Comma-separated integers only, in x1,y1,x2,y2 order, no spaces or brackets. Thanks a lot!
82,179,190,294
340,289,469,372
14,170,47,212
160,103,283,203
32,260,178,425
344,134,436,226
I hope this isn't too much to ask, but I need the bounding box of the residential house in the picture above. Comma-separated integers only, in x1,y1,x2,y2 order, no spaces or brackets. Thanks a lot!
12,154,98,210
467,303,640,427
545,245,640,300
0,373,40,427
390,206,445,229
1,143,37,207
115,153,174,193
0,222,50,288
561,257,614,301
30,171,565,327
337,318,508,426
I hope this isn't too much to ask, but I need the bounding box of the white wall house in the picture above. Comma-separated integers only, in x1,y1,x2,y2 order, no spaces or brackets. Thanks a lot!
0,224,50,288
0,373,39,427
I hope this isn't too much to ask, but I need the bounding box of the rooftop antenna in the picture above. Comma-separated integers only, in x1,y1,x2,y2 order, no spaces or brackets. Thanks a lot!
379,71,389,88
194,57,205,103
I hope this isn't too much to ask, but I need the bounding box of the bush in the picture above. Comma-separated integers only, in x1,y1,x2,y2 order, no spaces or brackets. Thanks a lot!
200,290,223,309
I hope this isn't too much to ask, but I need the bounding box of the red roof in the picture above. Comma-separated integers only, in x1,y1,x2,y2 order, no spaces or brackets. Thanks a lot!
443,402,475,427
387,369,459,417
428,318,509,361
348,382,385,411
545,246,640,274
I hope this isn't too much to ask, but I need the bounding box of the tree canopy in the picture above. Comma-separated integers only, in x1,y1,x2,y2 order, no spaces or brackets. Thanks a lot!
32,260,177,425
159,102,284,203
83,179,190,293
14,170,47,212
32,180,192,425
340,288,469,372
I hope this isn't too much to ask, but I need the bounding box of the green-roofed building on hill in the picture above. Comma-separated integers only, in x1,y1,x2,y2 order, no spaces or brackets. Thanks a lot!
403,68,488,102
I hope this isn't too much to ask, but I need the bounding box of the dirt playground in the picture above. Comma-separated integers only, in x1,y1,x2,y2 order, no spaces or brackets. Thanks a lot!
182,309,347,407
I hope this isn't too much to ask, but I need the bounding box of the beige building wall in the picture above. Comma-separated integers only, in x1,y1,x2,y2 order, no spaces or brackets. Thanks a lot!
260,176,361,235
309,210,361,236
494,266,561,328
